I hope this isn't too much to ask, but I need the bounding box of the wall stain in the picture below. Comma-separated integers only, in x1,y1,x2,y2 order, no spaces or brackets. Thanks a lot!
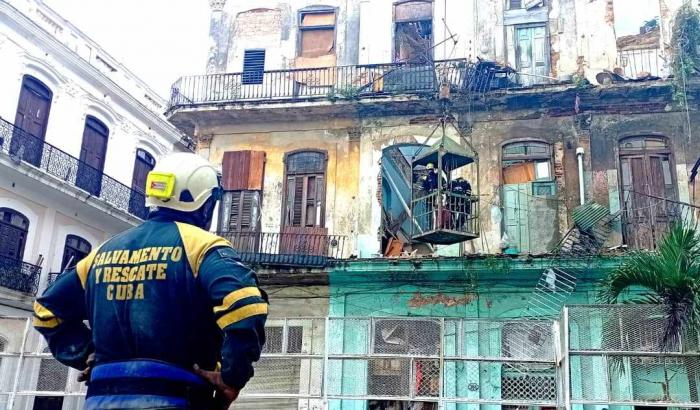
408,292,477,308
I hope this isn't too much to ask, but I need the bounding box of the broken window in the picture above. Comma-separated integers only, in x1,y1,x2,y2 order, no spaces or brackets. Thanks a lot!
283,150,327,228
501,141,552,184
242,49,265,85
393,1,433,63
298,8,336,58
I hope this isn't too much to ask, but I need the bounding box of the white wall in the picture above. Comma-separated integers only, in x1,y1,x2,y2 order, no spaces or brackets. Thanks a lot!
0,0,185,190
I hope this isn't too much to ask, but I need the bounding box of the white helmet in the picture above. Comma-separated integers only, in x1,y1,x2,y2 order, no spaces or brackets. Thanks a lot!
144,153,222,213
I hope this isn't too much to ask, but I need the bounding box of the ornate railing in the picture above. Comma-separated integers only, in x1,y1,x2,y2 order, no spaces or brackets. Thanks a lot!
168,59,512,109
0,255,42,295
217,231,347,267
0,118,148,219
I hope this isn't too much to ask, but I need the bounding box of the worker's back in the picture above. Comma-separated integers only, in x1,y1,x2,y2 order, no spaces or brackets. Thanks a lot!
83,217,223,370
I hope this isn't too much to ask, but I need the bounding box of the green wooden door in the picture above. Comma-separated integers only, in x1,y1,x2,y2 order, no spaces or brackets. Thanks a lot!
503,184,530,253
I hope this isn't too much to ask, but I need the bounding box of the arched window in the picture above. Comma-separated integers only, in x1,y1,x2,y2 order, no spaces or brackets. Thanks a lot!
60,235,92,271
76,116,110,196
12,75,53,167
618,136,677,249
129,149,157,218
283,150,327,228
501,141,553,185
0,208,30,263
500,141,555,255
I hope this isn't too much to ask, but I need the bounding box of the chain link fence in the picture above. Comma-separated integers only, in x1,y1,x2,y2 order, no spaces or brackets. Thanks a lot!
1,306,699,409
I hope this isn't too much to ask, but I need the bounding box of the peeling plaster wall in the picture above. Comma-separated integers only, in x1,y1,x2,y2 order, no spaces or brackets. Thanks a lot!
198,118,362,255
574,0,618,81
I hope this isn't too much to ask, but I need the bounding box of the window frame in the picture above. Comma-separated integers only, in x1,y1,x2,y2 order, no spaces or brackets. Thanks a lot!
0,208,30,262
281,149,328,229
501,140,554,183
61,234,92,271
297,6,338,58
392,0,434,63
218,189,262,233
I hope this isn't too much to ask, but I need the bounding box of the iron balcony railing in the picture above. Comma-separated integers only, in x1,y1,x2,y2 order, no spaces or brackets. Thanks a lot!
0,118,148,220
218,231,347,267
0,255,42,295
168,59,511,109
616,48,663,79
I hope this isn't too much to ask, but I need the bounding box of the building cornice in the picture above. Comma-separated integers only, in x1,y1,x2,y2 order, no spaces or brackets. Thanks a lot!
0,1,186,149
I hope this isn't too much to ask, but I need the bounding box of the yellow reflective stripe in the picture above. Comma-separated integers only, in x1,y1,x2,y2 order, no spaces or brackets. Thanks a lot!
33,316,62,328
175,222,231,277
76,248,99,288
33,302,56,320
216,303,268,329
213,287,262,313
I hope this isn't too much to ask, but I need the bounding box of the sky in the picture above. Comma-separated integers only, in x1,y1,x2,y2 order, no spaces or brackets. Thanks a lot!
43,0,211,99
613,0,660,36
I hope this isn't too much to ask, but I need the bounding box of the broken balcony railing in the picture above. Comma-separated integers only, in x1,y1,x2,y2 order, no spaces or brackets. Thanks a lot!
168,59,509,108
620,189,700,250
217,231,346,267
0,255,42,295
0,118,148,220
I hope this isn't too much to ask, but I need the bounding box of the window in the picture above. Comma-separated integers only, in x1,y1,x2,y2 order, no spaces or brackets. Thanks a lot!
393,1,433,63
60,235,91,271
501,141,553,184
619,136,677,249
283,151,327,228
219,190,261,232
129,149,156,217
76,116,109,196
0,208,29,263
242,49,265,85
12,75,52,167
33,346,68,410
298,8,336,58
509,0,546,9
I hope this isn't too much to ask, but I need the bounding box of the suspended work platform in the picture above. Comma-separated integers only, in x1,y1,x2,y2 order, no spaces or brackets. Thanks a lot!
410,120,480,245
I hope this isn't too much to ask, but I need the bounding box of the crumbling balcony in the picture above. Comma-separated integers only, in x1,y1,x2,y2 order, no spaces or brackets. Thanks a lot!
218,231,346,268
167,59,511,110
0,255,42,295
0,118,148,220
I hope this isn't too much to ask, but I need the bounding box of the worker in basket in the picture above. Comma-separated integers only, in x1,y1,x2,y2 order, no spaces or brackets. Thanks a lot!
33,152,268,409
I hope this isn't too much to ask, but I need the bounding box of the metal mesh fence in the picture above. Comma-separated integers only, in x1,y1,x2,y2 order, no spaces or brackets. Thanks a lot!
2,307,699,408
568,305,700,407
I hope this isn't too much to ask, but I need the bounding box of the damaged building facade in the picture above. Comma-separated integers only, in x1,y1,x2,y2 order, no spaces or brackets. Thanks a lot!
163,0,700,408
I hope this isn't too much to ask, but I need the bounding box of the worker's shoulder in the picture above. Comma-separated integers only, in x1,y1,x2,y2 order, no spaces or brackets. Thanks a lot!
174,222,232,275
173,221,228,245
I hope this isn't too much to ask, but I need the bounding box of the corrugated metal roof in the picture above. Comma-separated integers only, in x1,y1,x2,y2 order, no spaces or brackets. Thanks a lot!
572,202,610,232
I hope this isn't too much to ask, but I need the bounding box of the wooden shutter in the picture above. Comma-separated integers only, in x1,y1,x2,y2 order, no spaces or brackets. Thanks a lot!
222,150,266,190
242,50,265,85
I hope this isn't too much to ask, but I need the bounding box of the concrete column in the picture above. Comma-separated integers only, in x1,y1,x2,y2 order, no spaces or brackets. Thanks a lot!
36,207,56,292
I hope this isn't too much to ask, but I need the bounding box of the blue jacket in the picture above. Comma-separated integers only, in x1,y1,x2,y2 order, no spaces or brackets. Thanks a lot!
33,216,268,390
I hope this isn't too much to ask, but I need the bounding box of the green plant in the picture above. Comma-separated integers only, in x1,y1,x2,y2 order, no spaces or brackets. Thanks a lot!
599,224,700,401
572,74,589,89
670,4,700,107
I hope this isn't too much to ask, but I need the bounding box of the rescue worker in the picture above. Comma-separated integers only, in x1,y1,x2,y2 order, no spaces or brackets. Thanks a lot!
33,153,268,409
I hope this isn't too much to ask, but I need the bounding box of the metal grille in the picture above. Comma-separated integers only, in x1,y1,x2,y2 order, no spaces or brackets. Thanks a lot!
3,308,699,408
568,305,700,407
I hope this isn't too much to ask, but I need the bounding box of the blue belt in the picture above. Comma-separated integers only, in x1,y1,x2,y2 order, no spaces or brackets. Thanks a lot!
87,360,214,408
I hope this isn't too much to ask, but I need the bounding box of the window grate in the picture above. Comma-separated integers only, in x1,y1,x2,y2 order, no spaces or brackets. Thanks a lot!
242,50,265,85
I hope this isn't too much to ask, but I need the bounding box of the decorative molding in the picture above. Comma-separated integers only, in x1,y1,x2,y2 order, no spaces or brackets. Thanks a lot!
209,0,226,11
62,80,82,98
0,2,184,145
